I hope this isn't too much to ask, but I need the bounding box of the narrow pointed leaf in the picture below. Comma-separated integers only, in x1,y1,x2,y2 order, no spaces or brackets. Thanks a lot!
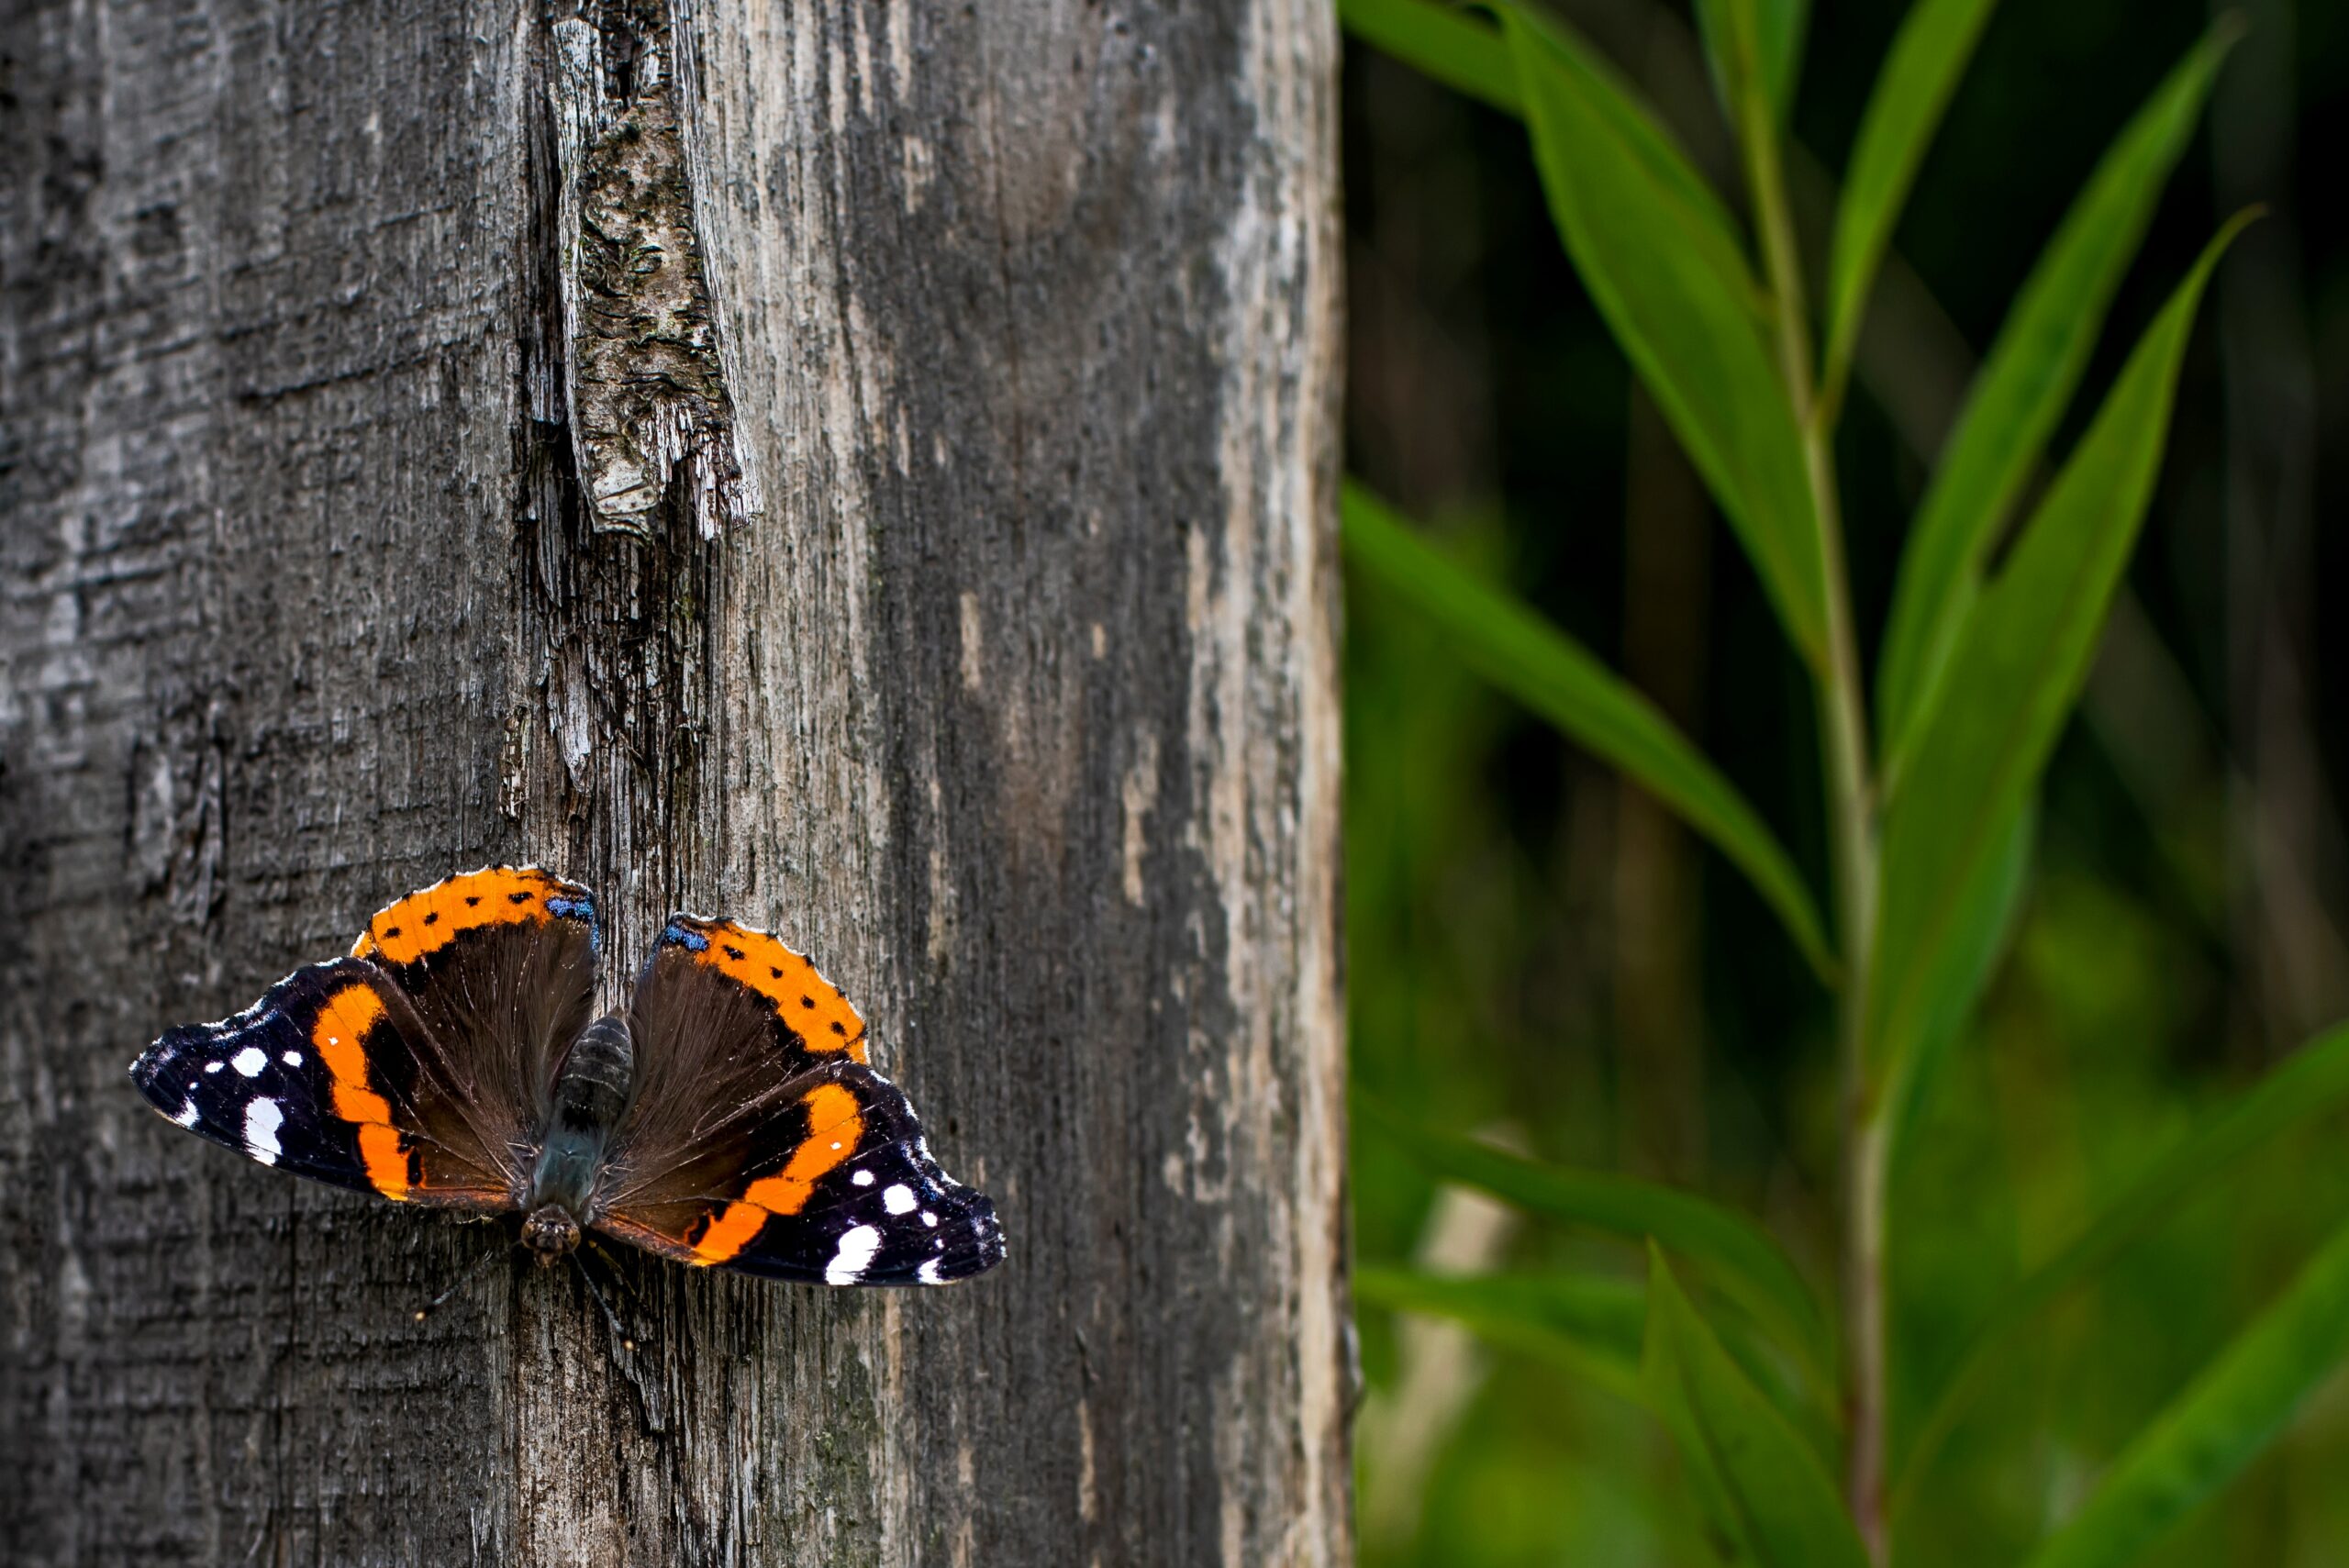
1359,1266,1839,1459
1643,1247,1870,1568
1344,484,1832,979
1359,1095,1834,1388
1894,1018,2349,1516
1876,25,2239,776
2020,1218,2349,1568
1338,0,1519,116
1865,217,2249,1093
1502,6,1759,308
1820,0,2003,409
1887,802,2036,1152
1354,1267,1648,1406
1499,7,1831,668
1692,0,1809,123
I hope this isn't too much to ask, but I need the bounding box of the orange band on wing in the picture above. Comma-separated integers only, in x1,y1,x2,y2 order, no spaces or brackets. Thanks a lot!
685,923,869,1062
310,983,410,1200
351,867,572,968
357,1124,412,1201
690,1083,865,1265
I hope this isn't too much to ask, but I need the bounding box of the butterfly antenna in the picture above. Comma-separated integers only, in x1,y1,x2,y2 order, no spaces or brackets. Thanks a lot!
412,1240,503,1324
584,1236,657,1315
569,1245,644,1354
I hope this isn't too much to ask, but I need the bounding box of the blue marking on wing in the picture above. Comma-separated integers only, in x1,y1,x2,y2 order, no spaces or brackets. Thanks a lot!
546,894,601,955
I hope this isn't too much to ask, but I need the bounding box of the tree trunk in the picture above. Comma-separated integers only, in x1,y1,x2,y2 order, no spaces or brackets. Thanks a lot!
0,2,1348,1562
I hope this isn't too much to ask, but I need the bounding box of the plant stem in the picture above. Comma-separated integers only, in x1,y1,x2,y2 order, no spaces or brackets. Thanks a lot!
1726,5,1890,1559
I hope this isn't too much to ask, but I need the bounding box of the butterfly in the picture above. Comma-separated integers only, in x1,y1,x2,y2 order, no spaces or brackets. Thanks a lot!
128,867,1004,1287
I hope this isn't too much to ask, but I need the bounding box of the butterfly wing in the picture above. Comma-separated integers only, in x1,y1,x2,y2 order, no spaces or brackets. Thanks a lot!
593,916,1004,1285
131,866,601,1209
350,865,600,1160
627,913,872,1070
128,958,516,1208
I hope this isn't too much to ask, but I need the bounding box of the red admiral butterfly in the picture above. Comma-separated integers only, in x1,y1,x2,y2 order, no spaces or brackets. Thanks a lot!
129,867,1003,1287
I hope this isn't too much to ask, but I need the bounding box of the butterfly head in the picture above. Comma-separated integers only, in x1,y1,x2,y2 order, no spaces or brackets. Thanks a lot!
521,1203,582,1264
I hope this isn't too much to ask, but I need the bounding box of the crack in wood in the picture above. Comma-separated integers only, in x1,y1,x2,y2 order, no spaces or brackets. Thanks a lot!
548,0,758,539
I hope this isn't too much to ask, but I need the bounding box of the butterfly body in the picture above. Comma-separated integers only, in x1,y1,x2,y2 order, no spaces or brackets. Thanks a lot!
523,1009,634,1258
130,869,1003,1288
520,1011,634,1262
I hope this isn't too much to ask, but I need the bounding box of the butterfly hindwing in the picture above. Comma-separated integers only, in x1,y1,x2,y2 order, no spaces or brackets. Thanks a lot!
633,914,869,1074
351,865,600,1158
129,958,514,1208
595,1058,1004,1285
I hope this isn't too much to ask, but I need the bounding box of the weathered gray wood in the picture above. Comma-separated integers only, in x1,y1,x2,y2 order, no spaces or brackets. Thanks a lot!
0,2,1347,1562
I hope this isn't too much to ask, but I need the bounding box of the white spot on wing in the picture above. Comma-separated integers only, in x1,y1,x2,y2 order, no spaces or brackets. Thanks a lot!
244,1098,284,1165
825,1223,883,1284
918,1256,945,1284
229,1046,269,1077
204,1061,224,1074
922,1211,938,1228
883,1184,916,1215
852,1169,875,1187
282,1051,303,1067
174,1098,201,1128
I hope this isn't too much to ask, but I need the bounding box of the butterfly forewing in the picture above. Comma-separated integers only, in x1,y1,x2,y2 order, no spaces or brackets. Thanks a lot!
129,958,514,1207
596,1058,1004,1285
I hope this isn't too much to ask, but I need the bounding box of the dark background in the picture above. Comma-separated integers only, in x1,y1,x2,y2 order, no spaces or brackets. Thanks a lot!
1341,1,2349,1562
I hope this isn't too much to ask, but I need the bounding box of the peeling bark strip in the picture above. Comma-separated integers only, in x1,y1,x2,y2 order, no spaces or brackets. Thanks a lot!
549,0,757,536
1,2,1344,1564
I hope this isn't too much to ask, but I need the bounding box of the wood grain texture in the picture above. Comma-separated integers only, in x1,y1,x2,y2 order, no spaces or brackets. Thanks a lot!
1,1,1347,1564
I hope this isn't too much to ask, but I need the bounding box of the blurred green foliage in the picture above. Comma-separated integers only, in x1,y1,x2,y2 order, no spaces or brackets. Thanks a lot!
1341,1,2349,1563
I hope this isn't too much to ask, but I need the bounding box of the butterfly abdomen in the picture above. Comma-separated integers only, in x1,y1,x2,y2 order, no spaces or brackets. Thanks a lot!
527,1014,634,1229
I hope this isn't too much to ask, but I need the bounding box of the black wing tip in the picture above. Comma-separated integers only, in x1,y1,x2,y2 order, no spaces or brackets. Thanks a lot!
941,1198,1008,1282
128,1038,173,1105
890,1186,1007,1286
129,1019,220,1097
126,1025,226,1135
126,960,363,1088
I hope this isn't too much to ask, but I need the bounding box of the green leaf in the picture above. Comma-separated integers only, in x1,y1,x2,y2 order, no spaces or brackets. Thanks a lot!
1502,6,1758,306
1358,1095,1836,1392
1337,0,1519,117
1359,1266,1837,1461
1692,0,1809,124
1865,216,2251,1095
1875,24,2240,779
1820,0,2003,414
1354,1267,1648,1406
1344,484,1833,980
1893,1018,2349,1519
1887,802,2036,1153
2019,1217,2349,1568
1643,1247,1870,1568
1498,7,1831,669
